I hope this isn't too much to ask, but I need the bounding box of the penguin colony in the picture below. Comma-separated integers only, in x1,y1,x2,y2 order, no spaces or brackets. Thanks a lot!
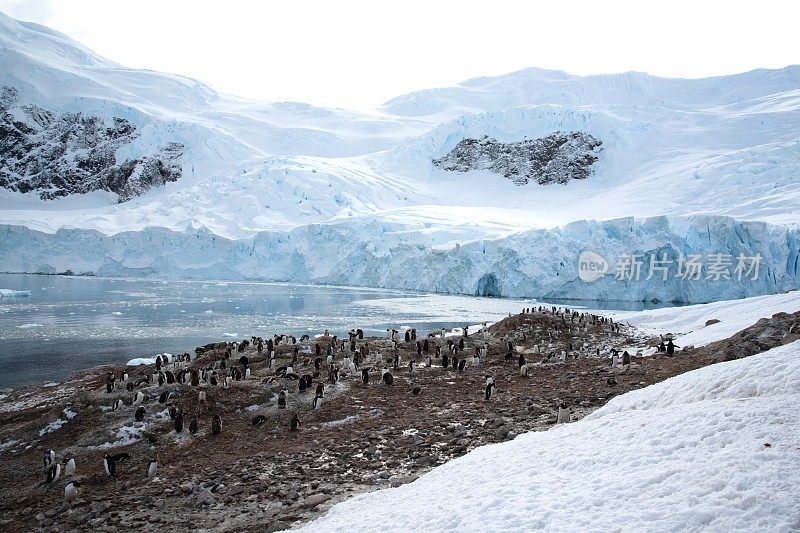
21,307,657,519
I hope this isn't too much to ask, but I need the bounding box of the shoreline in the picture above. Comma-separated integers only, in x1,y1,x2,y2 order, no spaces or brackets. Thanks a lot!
0,307,798,531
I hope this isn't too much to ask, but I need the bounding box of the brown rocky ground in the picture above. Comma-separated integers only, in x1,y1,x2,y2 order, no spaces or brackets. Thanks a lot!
0,308,798,532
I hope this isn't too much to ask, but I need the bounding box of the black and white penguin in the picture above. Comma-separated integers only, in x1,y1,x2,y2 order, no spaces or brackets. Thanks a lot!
290,414,300,430
168,405,178,420
361,368,369,384
211,414,222,435
252,415,267,427
557,402,570,423
64,481,79,504
132,391,144,406
174,410,184,433
383,371,394,386
312,394,323,409
111,398,122,412
518,353,526,369
425,356,432,367
441,353,449,368
519,364,529,377
316,382,324,398
147,458,158,479
103,454,116,476
45,462,61,484
64,457,76,476
484,376,495,401
189,416,199,434
411,386,421,396
622,351,631,366
458,359,466,373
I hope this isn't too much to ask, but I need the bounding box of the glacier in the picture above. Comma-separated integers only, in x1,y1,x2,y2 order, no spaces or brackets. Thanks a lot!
1,214,797,303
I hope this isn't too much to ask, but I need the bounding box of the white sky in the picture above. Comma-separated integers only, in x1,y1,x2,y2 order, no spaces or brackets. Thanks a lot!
1,0,798,110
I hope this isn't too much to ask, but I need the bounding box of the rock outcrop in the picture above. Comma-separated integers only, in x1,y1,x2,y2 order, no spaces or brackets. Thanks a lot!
0,86,184,202
432,131,602,185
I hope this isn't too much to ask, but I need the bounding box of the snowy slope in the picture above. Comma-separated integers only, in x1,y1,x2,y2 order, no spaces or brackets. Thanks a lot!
300,341,800,532
1,11,800,301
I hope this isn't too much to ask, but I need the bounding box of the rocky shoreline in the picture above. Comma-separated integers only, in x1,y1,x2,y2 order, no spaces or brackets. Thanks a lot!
1,307,798,532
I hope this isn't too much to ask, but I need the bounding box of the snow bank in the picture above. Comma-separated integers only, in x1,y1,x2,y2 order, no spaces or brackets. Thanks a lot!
609,290,800,347
301,342,800,532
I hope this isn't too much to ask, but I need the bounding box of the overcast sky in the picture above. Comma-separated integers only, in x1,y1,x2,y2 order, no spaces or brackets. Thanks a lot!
1,0,798,110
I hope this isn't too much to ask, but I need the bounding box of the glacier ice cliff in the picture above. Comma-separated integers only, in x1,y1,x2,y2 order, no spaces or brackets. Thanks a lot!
1,215,797,303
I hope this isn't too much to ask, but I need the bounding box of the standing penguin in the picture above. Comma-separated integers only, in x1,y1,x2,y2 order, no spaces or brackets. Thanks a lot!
315,382,324,398
383,371,394,386
189,416,199,434
361,368,369,384
64,457,76,476
64,481,79,504
458,359,466,373
174,409,184,433
557,402,570,423
112,399,122,412
147,458,158,479
46,462,61,484
132,391,144,406
103,454,116,476
158,391,171,404
211,414,222,435
290,414,300,431
484,376,495,401
278,393,287,409
313,394,323,409
135,406,146,422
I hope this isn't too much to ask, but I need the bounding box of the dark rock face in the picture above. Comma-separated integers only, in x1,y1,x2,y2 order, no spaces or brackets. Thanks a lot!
432,132,602,185
0,86,184,202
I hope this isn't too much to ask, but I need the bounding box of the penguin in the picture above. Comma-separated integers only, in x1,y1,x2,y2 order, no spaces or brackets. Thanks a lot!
135,406,146,422
244,366,251,380
64,480,80,504
442,353,449,368
458,359,466,373
313,394,323,409
168,405,178,420
46,462,61,484
290,414,300,431
519,364,529,377
411,386,421,396
109,398,122,411
211,414,222,435
158,372,165,387
174,410,184,433
425,356,432,367
252,415,267,427
452,356,458,370
147,459,158,479
189,416,199,434
383,371,394,386
209,371,218,386
278,394,287,409
316,382,324,397
622,351,631,366
103,454,116,476
298,377,307,393
132,391,144,406
361,368,369,384
126,381,135,391
484,376,495,401
518,353,526,369
557,402,570,423
64,457,76,476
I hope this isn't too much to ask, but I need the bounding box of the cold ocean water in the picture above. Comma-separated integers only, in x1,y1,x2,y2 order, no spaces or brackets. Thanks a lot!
0,274,674,388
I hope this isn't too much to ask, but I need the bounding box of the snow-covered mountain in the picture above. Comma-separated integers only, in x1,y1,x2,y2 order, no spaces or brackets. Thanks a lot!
1,11,799,302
